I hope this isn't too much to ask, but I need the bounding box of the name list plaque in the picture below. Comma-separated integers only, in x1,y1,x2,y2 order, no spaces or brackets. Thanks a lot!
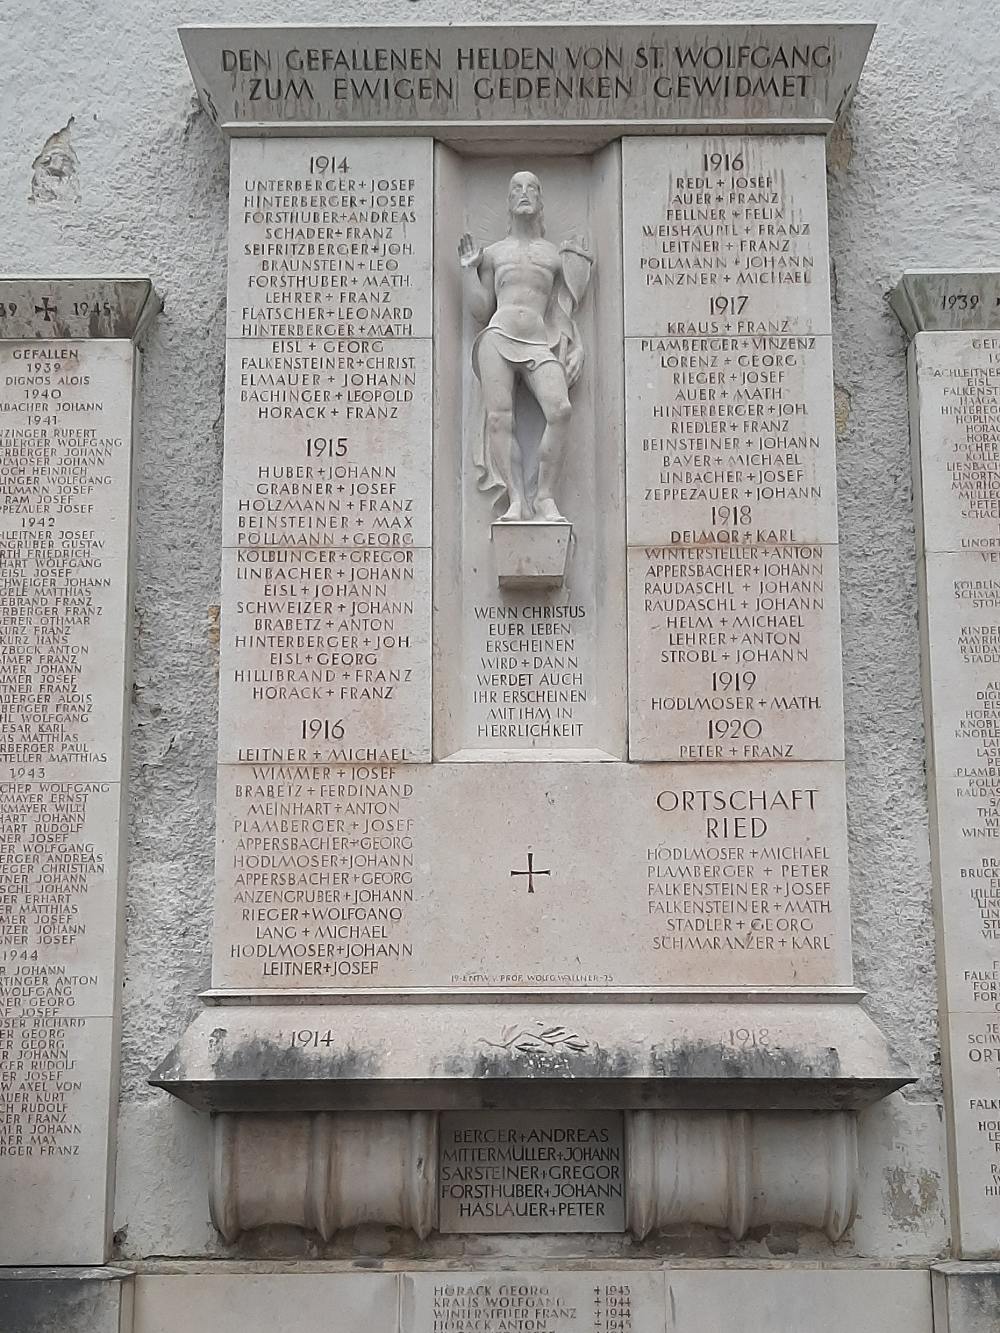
0,277,158,1264
899,270,1000,1257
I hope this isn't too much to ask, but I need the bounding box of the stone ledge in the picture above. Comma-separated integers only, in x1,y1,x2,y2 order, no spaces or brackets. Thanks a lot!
0,277,160,340
127,1265,933,1333
151,999,911,1112
890,270,1000,337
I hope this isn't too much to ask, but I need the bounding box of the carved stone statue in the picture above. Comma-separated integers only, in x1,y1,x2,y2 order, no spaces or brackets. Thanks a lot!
459,171,593,524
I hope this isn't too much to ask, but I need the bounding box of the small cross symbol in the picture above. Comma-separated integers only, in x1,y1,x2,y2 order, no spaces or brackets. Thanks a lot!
510,850,550,894
35,296,57,322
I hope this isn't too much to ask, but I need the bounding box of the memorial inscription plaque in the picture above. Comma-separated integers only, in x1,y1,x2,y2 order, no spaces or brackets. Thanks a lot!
622,135,844,763
214,760,850,990
404,1272,664,1333
157,22,910,1252
0,277,158,1264
438,1111,625,1233
219,136,433,766
898,271,1000,1257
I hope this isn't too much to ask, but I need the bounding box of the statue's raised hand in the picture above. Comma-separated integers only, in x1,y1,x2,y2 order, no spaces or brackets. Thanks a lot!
458,233,483,269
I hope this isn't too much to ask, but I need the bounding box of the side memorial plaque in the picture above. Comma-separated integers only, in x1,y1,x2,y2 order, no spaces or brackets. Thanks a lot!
907,314,1000,1256
0,280,157,1265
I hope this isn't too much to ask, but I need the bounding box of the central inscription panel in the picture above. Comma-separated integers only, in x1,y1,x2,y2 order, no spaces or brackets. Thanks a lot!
215,761,848,989
164,19,898,1255
210,130,854,1003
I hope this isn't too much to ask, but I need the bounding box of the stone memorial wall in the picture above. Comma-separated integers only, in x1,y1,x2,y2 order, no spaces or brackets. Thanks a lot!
128,1268,934,1333
8,10,1000,1333
896,271,1000,1259
0,279,158,1264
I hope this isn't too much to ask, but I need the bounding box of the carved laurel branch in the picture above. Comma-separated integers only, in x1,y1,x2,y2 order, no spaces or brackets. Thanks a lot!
480,1021,590,1055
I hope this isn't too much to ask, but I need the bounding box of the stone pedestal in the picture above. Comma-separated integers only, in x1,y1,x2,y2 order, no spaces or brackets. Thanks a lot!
491,521,572,589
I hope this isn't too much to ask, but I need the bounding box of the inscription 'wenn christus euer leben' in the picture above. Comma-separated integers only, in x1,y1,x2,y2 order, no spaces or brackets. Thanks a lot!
622,135,844,764
221,137,433,767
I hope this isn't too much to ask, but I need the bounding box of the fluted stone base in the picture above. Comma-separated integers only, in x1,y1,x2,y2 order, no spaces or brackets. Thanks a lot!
209,1106,858,1243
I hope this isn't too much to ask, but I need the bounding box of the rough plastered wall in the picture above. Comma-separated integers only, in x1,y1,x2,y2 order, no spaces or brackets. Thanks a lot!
2,0,995,1264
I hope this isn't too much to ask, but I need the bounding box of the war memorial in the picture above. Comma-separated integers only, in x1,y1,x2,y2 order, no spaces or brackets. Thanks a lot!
1,10,999,1332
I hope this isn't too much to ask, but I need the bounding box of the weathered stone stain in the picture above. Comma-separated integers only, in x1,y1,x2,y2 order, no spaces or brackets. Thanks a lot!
882,1163,940,1232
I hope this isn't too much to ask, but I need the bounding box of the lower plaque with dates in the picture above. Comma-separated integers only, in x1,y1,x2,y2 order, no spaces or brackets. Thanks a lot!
404,1273,657,1333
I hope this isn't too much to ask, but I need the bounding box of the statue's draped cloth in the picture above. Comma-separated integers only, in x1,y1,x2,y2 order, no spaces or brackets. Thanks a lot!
471,241,592,501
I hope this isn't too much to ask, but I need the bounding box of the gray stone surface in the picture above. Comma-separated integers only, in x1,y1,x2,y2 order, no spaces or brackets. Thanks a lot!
433,146,627,763
133,1271,396,1333
932,1263,1000,1333
622,135,832,338
621,134,844,767
664,1267,931,1331
891,273,1000,338
151,997,909,1112
403,1271,665,1333
623,335,839,545
0,1267,131,1333
626,543,846,762
211,760,854,991
129,1268,939,1332
0,280,158,341
220,135,434,766
904,303,1000,1257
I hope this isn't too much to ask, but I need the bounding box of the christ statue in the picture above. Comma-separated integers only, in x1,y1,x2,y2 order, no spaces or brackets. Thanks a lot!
458,171,593,524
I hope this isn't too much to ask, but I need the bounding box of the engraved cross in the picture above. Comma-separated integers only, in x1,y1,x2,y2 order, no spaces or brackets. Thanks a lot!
510,851,550,894
34,296,57,322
